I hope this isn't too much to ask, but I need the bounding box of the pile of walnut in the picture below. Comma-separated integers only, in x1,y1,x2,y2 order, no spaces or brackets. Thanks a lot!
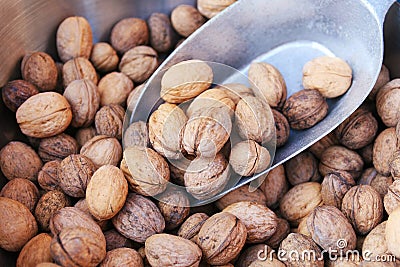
0,1,400,266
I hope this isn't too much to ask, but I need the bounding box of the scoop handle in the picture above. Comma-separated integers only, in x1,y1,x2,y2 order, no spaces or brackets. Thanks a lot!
368,0,394,25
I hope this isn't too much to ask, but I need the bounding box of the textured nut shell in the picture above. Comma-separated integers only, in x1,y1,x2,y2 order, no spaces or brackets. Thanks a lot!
16,233,52,267
161,60,213,103
62,57,98,88
259,164,288,209
215,185,267,210
123,146,170,196
376,79,400,127
112,193,165,243
127,83,145,109
280,182,322,226
186,89,236,118
319,145,364,179
35,190,71,231
119,45,158,83
145,234,201,267
272,109,290,147
148,13,176,53
0,141,42,181
303,56,352,98
282,89,328,130
90,42,119,73
97,72,133,106
104,229,134,251
171,5,205,37
309,132,339,159
184,153,231,200
373,128,397,176
236,244,276,267
178,213,209,240
321,171,355,209
197,0,236,18
307,205,357,252
0,178,39,213
21,52,58,91
223,201,278,243
383,180,400,215
157,189,190,230
123,121,149,148
215,83,254,105
362,221,390,259
50,227,106,267
198,212,247,265
63,79,100,127
0,197,38,252
248,62,287,108
2,80,39,112
285,151,320,186
369,173,393,198
385,206,400,258
56,16,93,62
235,96,275,144
86,165,128,220
390,150,400,180
100,248,144,267
81,135,122,168
230,140,271,177
265,217,291,249
149,103,187,159
369,64,390,100
110,18,149,54
75,127,96,148
16,92,72,138
38,133,79,162
95,104,125,140
38,160,61,191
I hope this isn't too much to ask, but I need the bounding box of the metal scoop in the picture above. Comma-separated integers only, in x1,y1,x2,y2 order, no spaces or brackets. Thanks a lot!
128,0,394,203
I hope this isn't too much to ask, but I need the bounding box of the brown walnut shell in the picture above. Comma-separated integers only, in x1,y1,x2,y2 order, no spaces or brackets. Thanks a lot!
100,248,144,267
309,132,339,159
236,244,281,267
123,121,149,148
110,17,149,54
285,151,320,186
62,57,98,88
197,0,237,19
373,127,397,176
368,64,390,100
178,213,209,241
376,79,400,127
97,71,133,107
215,83,254,106
215,185,267,210
171,5,206,37
157,189,190,230
0,178,39,213
272,109,290,147
362,221,391,260
95,104,125,140
359,168,392,198
385,206,400,258
259,164,288,209
38,133,79,162
90,42,119,73
148,13,176,53
2,80,39,112
16,233,52,267
384,180,400,215
80,135,122,168
186,88,235,118
75,127,97,148
265,217,291,249
38,160,61,191
389,150,400,180
104,229,135,251
321,171,355,209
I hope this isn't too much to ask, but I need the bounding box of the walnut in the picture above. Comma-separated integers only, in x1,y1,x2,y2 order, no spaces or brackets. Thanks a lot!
34,190,71,231
98,72,133,106
1,80,39,112
75,127,97,148
186,89,235,118
127,83,145,109
359,168,392,198
319,145,364,179
148,13,176,53
236,244,280,267
80,135,122,168
297,214,312,238
38,133,79,162
36,263,62,267
369,64,390,100
390,150,400,180
38,160,61,191
63,79,100,128
303,56,352,98
112,193,165,243
21,51,58,91
373,127,397,176
56,16,93,62
0,197,38,252
74,199,110,231
149,103,187,159
282,89,328,130
110,18,149,54
309,132,339,159
384,180,400,214
119,45,158,83
362,221,391,260
62,57,98,88
285,151,320,186
259,164,288,209
215,185,267,210
265,217,291,249
197,0,237,18
161,60,213,103
100,248,143,267
169,155,195,186
157,189,190,230
0,178,39,213
104,229,135,251
184,153,230,200
86,165,128,220
272,109,290,147
95,104,125,140
123,146,170,196
197,212,247,265
123,121,149,148
0,141,42,181
376,79,400,127
235,96,275,144
145,234,202,267
385,206,400,258
178,213,209,241
307,205,356,253
16,233,52,267
248,62,287,108
16,92,72,138
214,83,254,106
321,171,355,209
171,5,206,37
359,143,374,166
223,201,278,243
229,140,271,177
90,42,119,73
50,227,106,267
280,182,322,226
335,107,378,150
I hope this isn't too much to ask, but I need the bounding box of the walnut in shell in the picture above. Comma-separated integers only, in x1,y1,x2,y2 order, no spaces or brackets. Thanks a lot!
38,133,79,162
123,121,149,148
75,127,96,148
197,0,237,18
38,160,61,191
0,141,42,181
16,92,72,138
376,79,400,127
362,221,391,260
112,193,165,243
390,150,400,180
95,104,125,140
0,197,38,252
62,57,98,88
303,56,352,98
97,72,133,106
373,127,397,176
309,132,339,159
148,13,176,53
259,164,288,209
0,178,39,213
272,109,290,147
383,180,400,215
16,233,52,267
178,213,209,241
215,185,267,210
359,168,392,198
90,42,119,73
157,189,190,230
186,89,235,118
385,206,400,258
56,16,93,62
215,83,254,105
104,229,135,251
161,59,213,103
236,244,281,267
110,18,149,54
100,248,144,267
265,217,291,249
1,80,39,112
80,135,122,168
285,151,320,186
369,64,390,100
171,5,206,37
321,171,355,209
